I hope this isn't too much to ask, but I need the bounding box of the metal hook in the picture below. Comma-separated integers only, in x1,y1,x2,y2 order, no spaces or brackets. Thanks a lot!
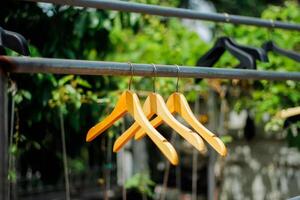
268,19,275,40
270,19,275,28
128,62,134,90
152,63,157,93
219,13,230,36
224,13,230,23
175,64,180,92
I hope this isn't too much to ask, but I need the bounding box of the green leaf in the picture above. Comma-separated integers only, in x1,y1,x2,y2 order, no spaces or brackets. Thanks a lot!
76,77,92,88
58,75,74,86
10,144,18,155
22,90,32,100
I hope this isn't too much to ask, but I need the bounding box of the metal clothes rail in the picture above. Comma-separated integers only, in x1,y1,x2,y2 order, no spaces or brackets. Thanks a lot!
25,0,300,31
1,56,300,81
2,1,300,199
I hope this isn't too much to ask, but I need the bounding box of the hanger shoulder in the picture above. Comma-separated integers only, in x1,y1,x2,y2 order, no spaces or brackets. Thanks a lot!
134,92,227,156
196,37,256,83
276,106,300,119
134,93,177,140
262,40,273,52
224,39,256,69
134,116,163,140
153,93,206,153
171,92,227,156
113,123,139,152
113,95,155,152
263,41,300,62
227,38,268,62
134,93,175,140
134,92,202,139
126,91,179,165
0,27,30,56
134,93,207,153
86,91,128,142
197,38,225,67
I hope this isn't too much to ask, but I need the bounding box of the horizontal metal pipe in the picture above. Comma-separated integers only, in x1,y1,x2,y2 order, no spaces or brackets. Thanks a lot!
25,0,300,31
1,56,300,81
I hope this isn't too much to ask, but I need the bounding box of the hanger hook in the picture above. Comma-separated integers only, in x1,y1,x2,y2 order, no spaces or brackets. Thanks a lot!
221,13,230,36
270,19,275,28
151,63,157,93
128,62,134,90
223,13,230,23
175,64,180,92
268,19,275,40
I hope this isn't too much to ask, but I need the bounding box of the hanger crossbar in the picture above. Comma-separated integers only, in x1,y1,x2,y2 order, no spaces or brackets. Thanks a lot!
1,56,300,81
24,0,300,31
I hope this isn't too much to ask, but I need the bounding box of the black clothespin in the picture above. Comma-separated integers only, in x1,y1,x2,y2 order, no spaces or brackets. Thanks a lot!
0,26,30,56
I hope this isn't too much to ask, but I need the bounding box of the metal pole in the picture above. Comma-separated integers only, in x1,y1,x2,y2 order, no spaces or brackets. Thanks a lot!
192,93,200,200
0,67,8,200
1,56,300,81
24,0,300,31
207,90,218,200
59,110,71,200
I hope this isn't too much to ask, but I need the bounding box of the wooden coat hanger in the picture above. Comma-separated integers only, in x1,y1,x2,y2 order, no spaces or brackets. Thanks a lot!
276,107,300,119
113,64,207,154
133,65,227,156
86,63,179,165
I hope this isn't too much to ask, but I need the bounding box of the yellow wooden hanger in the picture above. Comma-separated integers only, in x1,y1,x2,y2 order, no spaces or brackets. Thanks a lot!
86,63,179,165
133,65,227,156
276,106,300,119
113,64,207,154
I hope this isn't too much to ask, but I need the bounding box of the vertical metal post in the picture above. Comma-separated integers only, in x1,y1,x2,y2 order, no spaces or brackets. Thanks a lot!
207,90,218,200
192,93,200,200
0,68,8,200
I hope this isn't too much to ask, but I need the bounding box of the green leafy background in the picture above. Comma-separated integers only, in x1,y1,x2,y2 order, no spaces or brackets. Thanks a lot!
1,0,300,192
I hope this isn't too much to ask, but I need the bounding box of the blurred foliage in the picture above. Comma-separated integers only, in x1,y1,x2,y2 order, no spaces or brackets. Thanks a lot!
286,121,300,150
125,172,155,198
1,0,209,185
48,75,101,113
216,1,300,134
104,16,208,97
2,0,300,186
208,0,282,16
